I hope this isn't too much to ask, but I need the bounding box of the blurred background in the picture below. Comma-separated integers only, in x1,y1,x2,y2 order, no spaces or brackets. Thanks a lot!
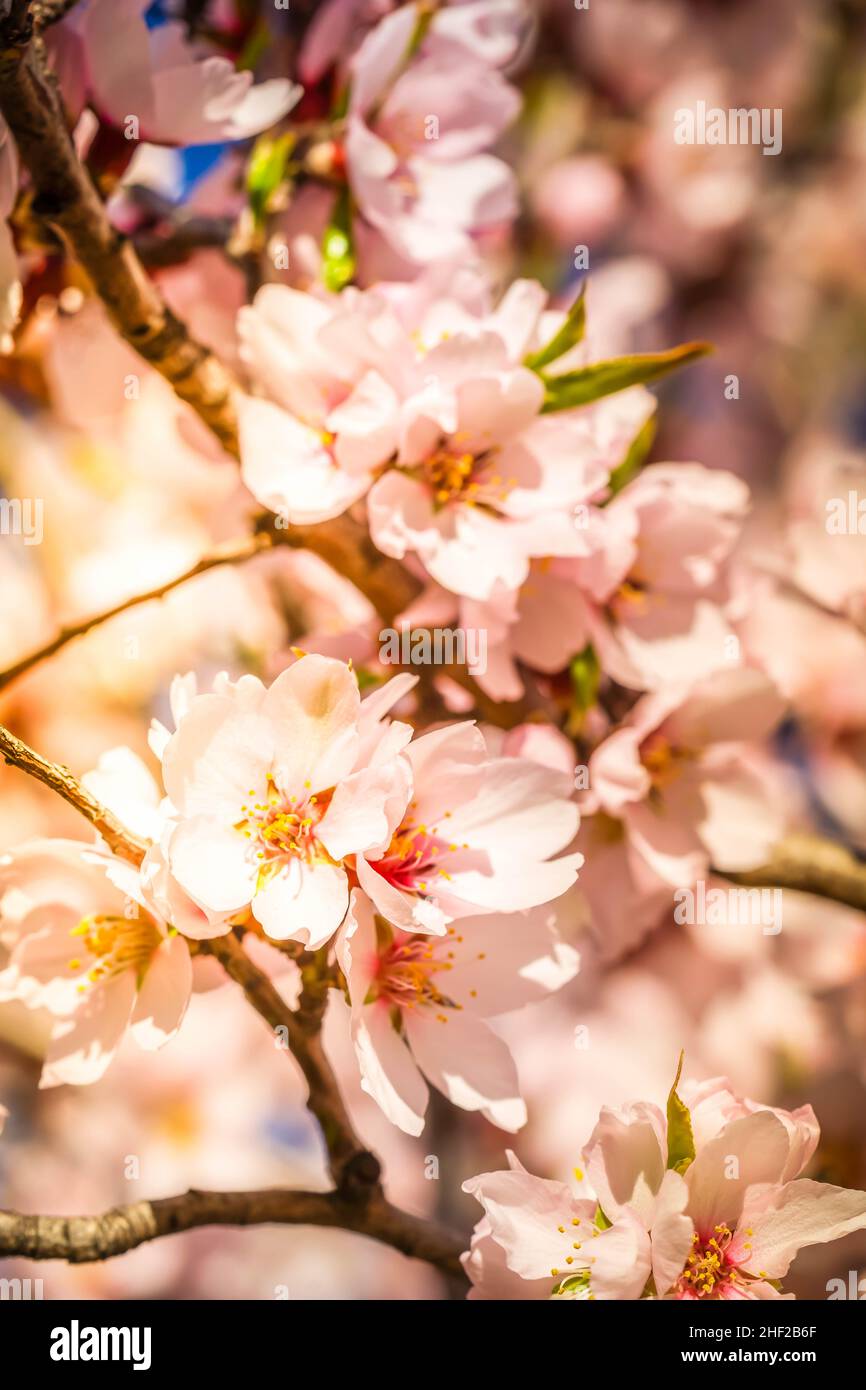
1,0,866,1299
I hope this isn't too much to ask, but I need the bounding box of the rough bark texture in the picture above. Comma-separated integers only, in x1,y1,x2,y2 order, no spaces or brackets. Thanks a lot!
0,1189,468,1279
0,7,241,451
722,833,866,914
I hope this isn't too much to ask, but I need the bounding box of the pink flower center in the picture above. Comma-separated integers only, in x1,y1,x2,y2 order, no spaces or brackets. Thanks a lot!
640,733,693,790
676,1225,741,1298
376,934,457,1018
422,443,517,509
372,819,458,897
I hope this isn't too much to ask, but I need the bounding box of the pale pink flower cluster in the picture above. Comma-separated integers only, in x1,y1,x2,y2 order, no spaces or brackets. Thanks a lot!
238,275,655,599
0,657,580,1115
0,0,849,1307
576,667,787,955
341,2,526,264
53,0,302,146
1,0,301,353
236,254,788,963
463,1071,866,1300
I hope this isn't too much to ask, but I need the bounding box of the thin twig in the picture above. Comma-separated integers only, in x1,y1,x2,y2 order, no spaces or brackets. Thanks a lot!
0,723,149,864
134,215,236,270
0,532,274,692
203,932,380,1198
721,833,866,915
0,1187,468,1278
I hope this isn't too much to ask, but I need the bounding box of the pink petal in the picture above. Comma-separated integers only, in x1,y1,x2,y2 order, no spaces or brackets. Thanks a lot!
130,934,193,1051
351,1003,429,1136
405,1009,527,1131
40,972,137,1088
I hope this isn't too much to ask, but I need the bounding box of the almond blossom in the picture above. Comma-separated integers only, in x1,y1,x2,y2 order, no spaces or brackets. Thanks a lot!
463,1150,652,1299
463,1071,866,1299
301,0,530,85
160,655,581,948
0,840,192,1088
585,666,786,891
52,0,301,146
343,3,524,264
354,720,582,935
335,889,579,1135
161,656,414,949
83,743,233,943
237,275,654,599
463,461,749,699
584,463,750,689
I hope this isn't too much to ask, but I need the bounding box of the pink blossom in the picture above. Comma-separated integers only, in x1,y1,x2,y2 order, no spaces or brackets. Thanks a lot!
0,840,192,1087
355,720,582,935
238,276,648,599
160,656,580,947
302,1,530,85
464,1072,866,1299
83,744,232,943
455,457,744,698
586,666,786,889
583,463,748,689
343,4,525,263
162,657,415,949
53,0,301,146
463,1149,652,1299
335,889,579,1134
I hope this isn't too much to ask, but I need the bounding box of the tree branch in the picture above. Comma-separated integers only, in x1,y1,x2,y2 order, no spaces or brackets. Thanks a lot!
0,723,148,864
721,833,866,915
202,932,380,1198
134,215,235,270
262,513,423,629
0,532,274,692
0,9,241,453
0,1187,468,1279
33,0,83,29
0,737,466,1279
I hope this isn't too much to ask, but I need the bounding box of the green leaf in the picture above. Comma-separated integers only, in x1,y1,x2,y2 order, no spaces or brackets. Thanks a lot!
353,665,384,693
594,1205,613,1231
525,282,587,372
322,185,356,292
237,18,270,73
552,1271,592,1298
405,6,435,62
569,644,600,713
540,341,712,413
331,80,351,121
608,414,657,497
666,1051,696,1174
247,132,295,228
